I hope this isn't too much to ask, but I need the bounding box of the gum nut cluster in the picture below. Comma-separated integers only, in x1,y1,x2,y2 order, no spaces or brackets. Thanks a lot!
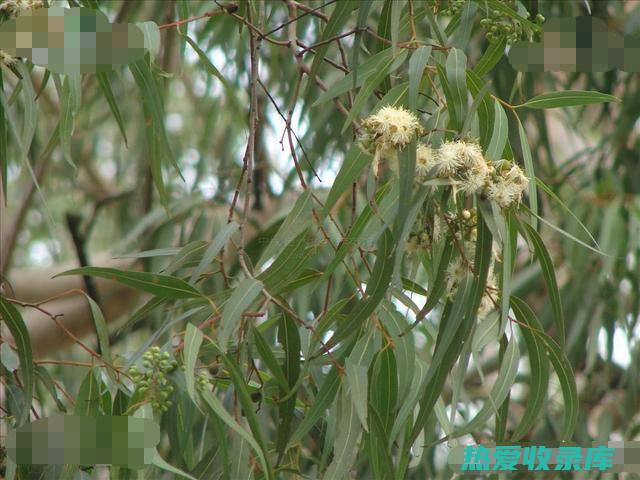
444,237,500,320
128,346,177,413
195,371,212,391
416,139,529,209
439,0,466,16
360,106,423,156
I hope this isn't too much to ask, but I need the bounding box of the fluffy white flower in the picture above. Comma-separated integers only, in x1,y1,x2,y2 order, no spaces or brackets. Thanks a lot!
361,105,422,152
459,161,490,194
458,141,484,168
434,140,464,176
416,143,436,180
485,162,528,208
0,0,42,16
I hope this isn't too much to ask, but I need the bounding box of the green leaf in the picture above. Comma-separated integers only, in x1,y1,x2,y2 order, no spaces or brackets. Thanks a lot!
184,35,229,89
74,369,102,416
474,36,507,77
511,304,550,441
14,62,37,167
323,386,362,480
460,78,492,138
445,48,468,131
485,100,508,161
184,323,203,403
199,389,266,476
129,57,181,205
56,267,201,299
306,0,358,99
466,69,495,150
516,115,538,228
217,349,272,478
276,311,301,459
516,90,620,109
34,365,67,413
323,144,372,214
0,297,33,426
288,365,341,447
408,46,432,110
510,296,578,440
152,449,198,480
345,329,380,430
0,69,7,202
81,294,114,382
58,73,82,168
252,325,289,393
378,303,414,405
521,222,565,346
218,278,263,349
257,190,313,268
332,229,396,344
451,337,520,437
96,72,128,147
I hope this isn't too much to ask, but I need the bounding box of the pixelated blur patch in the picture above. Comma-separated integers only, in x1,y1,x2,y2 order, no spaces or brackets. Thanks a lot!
6,415,161,469
0,6,159,74
508,16,640,72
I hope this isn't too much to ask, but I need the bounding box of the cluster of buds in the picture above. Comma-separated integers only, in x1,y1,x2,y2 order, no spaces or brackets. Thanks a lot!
439,0,467,17
195,371,212,391
406,208,445,254
479,3,544,45
129,347,177,414
360,105,423,175
444,239,500,320
416,139,529,209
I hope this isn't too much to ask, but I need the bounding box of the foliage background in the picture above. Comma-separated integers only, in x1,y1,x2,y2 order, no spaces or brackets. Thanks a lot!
1,0,639,479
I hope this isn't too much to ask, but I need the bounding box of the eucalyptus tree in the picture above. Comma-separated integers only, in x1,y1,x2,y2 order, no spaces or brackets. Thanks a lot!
1,1,638,479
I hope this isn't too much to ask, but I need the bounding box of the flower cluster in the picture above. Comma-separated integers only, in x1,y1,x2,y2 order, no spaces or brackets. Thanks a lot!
360,106,423,175
416,139,528,209
0,0,44,18
129,347,177,414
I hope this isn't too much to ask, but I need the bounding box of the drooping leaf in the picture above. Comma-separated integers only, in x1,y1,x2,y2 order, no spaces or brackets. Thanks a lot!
444,48,468,131
0,298,33,426
323,386,362,480
521,222,565,346
485,100,508,161
275,311,301,459
184,323,203,403
96,72,128,147
511,296,578,441
511,304,550,441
